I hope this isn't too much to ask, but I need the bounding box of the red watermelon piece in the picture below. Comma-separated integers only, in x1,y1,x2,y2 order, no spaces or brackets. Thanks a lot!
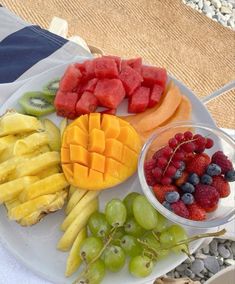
74,62,86,74
59,64,82,92
100,108,116,115
94,57,119,78
103,55,121,71
81,78,98,93
119,66,143,96
76,91,98,115
142,66,167,88
121,57,142,74
148,84,164,108
83,60,95,79
94,79,125,109
128,86,150,113
54,91,79,119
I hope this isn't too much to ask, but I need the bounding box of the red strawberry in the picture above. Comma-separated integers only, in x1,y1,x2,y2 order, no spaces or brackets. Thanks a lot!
188,203,206,221
212,175,230,198
153,184,177,203
212,151,233,174
205,204,218,213
186,154,211,176
171,201,189,218
175,172,189,187
194,184,219,210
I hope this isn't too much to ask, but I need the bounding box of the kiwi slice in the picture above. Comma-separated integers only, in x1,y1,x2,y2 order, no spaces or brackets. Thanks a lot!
19,92,55,117
43,78,60,96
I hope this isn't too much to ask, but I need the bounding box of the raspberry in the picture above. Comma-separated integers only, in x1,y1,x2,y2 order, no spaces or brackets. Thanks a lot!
204,204,218,213
194,184,219,210
186,153,211,176
153,184,177,203
212,175,230,198
145,172,155,186
184,131,193,140
171,201,189,218
187,203,206,221
212,151,233,174
144,159,156,186
175,172,189,186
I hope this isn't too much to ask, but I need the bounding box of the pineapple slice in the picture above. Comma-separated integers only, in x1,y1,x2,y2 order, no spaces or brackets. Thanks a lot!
13,132,49,156
19,173,69,202
37,165,60,179
42,119,61,151
0,176,39,203
20,145,51,159
4,198,21,211
18,210,44,226
0,111,43,137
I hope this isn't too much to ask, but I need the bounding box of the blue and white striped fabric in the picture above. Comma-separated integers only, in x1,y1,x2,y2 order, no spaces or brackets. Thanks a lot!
0,6,92,105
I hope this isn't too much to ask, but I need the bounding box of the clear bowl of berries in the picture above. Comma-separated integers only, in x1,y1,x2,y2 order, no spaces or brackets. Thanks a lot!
138,121,235,228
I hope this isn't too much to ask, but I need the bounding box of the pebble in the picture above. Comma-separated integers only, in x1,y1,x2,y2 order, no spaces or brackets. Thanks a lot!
218,244,231,258
209,239,218,254
231,242,235,255
176,263,188,272
217,256,224,265
174,271,180,278
204,256,220,274
224,259,235,265
195,252,208,259
191,259,205,274
202,245,210,254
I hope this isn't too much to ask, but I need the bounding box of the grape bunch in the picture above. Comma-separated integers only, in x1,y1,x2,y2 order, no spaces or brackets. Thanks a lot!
74,193,225,284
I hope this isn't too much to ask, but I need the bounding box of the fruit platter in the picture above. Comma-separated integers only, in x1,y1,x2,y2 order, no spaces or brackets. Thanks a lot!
0,56,234,284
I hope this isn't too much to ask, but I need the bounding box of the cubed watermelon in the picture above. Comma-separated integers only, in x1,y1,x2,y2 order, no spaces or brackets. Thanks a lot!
142,66,167,88
94,58,119,78
54,91,79,119
121,57,142,74
94,79,125,109
76,91,98,115
103,55,121,71
119,66,143,96
74,62,86,74
80,78,98,93
59,64,82,92
148,84,164,108
128,86,150,113
83,60,95,79
100,108,116,115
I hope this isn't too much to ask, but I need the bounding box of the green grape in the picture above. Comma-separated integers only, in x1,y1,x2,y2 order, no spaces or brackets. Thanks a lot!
85,259,106,284
129,255,153,278
105,199,127,227
123,192,140,216
80,237,103,263
124,217,145,237
111,227,125,245
120,235,143,257
133,195,158,230
154,213,168,233
168,224,188,253
159,230,174,248
88,212,111,238
103,245,126,272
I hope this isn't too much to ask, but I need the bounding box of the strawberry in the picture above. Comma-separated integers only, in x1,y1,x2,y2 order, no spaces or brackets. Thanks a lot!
175,172,188,187
212,151,233,174
153,184,177,203
171,201,189,218
188,203,206,221
212,175,230,198
186,153,211,176
204,204,218,213
194,184,219,210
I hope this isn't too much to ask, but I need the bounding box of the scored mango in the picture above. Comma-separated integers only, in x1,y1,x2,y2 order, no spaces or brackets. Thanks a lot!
61,114,141,190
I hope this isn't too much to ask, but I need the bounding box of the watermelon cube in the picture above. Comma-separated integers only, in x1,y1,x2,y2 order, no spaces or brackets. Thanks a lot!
128,86,150,113
148,84,164,108
84,60,95,79
59,64,82,92
94,79,125,109
121,57,142,74
74,62,86,74
54,91,79,119
103,55,121,71
119,66,143,96
94,58,119,78
76,91,98,115
142,66,167,88
81,78,98,93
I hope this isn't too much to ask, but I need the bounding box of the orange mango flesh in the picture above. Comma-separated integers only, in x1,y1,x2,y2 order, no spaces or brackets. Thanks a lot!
61,114,141,190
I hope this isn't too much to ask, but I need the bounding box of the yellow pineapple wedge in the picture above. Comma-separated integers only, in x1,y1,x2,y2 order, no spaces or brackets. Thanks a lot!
4,198,21,211
42,119,61,151
60,118,68,138
37,165,60,179
65,187,87,215
20,145,51,159
0,176,39,203
13,132,49,156
0,157,23,183
0,111,43,137
19,173,69,202
18,210,44,226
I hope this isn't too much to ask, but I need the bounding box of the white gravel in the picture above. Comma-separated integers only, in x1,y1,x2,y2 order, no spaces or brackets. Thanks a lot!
182,0,235,30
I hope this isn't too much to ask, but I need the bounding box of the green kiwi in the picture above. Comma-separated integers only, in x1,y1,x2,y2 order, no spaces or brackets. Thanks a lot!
43,78,60,96
19,92,55,117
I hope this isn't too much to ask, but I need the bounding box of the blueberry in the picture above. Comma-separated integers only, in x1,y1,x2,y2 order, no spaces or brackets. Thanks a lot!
207,163,222,176
162,201,172,211
201,174,213,185
188,173,200,185
174,169,182,179
225,170,235,182
165,191,180,203
179,161,186,171
181,182,195,193
181,193,194,205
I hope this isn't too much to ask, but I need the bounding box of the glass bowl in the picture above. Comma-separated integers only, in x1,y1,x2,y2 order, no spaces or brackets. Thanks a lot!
138,121,235,229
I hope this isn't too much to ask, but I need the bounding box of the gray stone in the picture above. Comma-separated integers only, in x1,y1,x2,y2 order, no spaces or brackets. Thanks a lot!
217,256,224,266
211,0,222,9
185,268,193,278
231,242,235,255
191,259,205,274
195,252,208,259
204,256,220,274
174,271,180,278
201,280,206,284
202,268,208,273
218,238,226,243
199,0,204,9
209,272,215,277
218,244,231,258
209,239,218,254
221,6,233,13
185,257,192,264
176,263,188,272
202,245,210,254
224,259,235,266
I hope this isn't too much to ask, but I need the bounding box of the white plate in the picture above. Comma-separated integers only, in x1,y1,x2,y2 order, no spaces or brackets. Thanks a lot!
0,63,216,284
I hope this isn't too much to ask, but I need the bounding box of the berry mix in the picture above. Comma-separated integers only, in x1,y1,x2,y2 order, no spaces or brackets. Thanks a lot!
144,131,235,221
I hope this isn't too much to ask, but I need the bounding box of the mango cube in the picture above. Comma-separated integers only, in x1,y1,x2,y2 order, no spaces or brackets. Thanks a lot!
89,152,105,173
105,138,123,162
101,114,120,138
89,113,101,132
61,148,70,163
66,126,87,148
88,129,105,153
70,144,88,166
